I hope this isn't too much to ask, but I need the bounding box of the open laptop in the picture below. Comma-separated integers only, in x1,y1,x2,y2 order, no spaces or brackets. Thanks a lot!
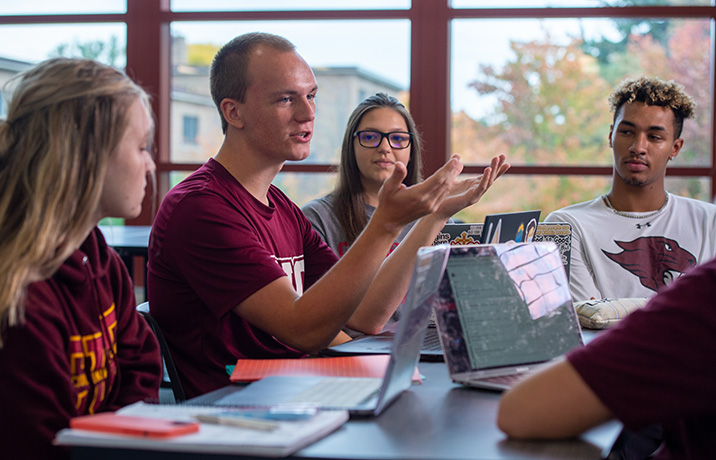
434,242,583,391
326,211,549,362
434,221,573,279
322,241,450,362
534,221,573,279
322,319,444,361
432,222,482,246
481,210,541,244
213,245,450,416
433,210,541,247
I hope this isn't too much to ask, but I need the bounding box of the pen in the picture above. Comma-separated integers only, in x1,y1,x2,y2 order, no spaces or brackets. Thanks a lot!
194,413,279,431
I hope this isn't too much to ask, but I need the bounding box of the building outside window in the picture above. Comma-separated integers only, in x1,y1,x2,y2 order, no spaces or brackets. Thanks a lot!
182,115,199,145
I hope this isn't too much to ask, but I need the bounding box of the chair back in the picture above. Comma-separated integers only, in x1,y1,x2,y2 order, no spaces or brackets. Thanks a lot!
137,302,186,403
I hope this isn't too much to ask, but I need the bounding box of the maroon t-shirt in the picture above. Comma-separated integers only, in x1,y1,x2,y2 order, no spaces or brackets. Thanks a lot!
148,159,338,398
0,228,162,460
568,256,716,460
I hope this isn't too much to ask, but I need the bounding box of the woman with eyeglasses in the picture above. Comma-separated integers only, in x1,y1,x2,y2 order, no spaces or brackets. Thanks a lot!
303,93,510,337
303,93,424,258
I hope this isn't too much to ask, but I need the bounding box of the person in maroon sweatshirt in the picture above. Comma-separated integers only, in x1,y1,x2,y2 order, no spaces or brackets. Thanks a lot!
0,58,162,459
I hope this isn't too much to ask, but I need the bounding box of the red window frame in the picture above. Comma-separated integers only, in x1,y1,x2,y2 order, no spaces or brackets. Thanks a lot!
2,0,714,225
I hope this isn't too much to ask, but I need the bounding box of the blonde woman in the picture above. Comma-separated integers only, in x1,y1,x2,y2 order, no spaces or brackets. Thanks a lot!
0,58,162,459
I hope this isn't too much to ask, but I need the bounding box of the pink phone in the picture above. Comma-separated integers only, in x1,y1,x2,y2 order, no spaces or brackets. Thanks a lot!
70,412,200,439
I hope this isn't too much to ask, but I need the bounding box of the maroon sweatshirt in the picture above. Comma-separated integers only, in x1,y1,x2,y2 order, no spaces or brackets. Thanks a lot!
0,227,162,459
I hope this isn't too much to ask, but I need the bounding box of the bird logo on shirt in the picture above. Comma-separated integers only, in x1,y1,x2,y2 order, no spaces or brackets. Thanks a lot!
603,236,696,292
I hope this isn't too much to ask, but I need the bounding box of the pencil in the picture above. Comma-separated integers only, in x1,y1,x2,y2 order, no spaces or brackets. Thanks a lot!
194,413,279,431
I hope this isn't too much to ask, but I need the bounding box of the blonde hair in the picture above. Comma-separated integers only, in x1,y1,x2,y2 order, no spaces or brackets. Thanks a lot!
0,58,151,343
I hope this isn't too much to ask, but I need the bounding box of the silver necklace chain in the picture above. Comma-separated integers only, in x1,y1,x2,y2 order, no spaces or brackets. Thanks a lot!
602,192,669,219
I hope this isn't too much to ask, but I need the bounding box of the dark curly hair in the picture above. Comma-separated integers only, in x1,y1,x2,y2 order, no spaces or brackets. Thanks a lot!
608,76,695,138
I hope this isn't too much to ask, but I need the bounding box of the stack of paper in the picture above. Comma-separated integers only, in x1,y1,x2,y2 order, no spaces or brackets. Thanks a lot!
55,401,348,457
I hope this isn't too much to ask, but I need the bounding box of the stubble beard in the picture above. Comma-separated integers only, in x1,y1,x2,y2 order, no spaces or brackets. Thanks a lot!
622,176,647,187
616,162,649,188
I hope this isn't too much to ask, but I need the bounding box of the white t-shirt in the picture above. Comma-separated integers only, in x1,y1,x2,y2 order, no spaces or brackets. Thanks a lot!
545,193,716,301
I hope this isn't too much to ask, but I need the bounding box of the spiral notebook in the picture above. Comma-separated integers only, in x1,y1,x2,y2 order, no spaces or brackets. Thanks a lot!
56,401,348,457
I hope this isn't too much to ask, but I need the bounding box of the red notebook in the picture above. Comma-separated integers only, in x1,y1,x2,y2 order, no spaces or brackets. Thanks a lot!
230,355,422,383
70,412,200,438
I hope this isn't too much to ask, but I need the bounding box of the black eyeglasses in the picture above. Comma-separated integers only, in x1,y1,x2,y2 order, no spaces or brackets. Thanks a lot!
353,130,413,149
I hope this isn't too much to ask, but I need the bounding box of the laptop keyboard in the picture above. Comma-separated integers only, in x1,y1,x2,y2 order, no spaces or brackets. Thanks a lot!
287,377,382,408
422,329,442,352
477,373,527,387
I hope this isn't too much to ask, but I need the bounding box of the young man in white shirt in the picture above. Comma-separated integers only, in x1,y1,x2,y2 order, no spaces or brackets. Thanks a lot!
545,76,716,301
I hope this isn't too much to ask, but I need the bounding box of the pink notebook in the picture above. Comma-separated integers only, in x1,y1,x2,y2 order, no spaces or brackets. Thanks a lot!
230,354,421,383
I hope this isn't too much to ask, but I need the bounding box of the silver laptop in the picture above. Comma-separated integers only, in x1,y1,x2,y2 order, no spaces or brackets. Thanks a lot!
213,245,450,415
326,215,567,363
322,321,444,361
323,232,454,361
434,242,583,391
322,267,445,361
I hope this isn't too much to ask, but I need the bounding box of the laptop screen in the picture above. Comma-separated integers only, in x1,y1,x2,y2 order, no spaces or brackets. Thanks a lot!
434,243,582,375
433,210,540,246
374,245,449,413
481,210,541,244
433,221,573,280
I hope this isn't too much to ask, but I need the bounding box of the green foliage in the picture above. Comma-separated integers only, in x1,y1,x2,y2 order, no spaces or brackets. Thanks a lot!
99,217,124,226
49,35,123,67
457,17,711,222
187,43,219,66
584,0,673,69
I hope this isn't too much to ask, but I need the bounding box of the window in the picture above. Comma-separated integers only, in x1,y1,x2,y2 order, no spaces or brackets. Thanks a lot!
170,19,410,170
0,23,126,68
0,58,29,116
182,115,199,145
171,0,410,11
453,0,711,6
451,16,712,221
1,0,125,15
1,1,713,225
